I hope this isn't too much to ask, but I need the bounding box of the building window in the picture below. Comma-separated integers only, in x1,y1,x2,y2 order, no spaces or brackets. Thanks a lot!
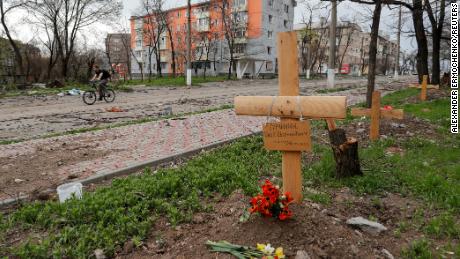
177,11,181,18
284,4,289,13
266,61,273,71
268,15,273,23
267,46,272,55
284,20,288,28
234,43,246,54
268,0,274,7
136,39,142,48
268,31,273,39
160,37,167,49
235,29,246,38
233,0,246,7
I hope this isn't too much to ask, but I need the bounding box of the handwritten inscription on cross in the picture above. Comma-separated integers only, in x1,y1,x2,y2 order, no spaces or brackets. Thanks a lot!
234,32,347,202
351,91,404,141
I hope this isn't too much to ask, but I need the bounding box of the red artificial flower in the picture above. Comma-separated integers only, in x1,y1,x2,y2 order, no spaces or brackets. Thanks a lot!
250,179,294,220
262,180,280,204
383,105,393,111
278,208,293,221
281,192,294,206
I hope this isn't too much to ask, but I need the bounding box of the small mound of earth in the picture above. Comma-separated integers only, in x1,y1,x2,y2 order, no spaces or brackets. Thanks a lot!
121,190,424,259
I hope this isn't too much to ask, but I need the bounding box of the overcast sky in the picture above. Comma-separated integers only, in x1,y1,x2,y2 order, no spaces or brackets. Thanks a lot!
120,0,417,52
3,0,417,52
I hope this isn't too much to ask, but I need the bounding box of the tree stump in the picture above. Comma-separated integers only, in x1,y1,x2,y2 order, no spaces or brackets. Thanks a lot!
328,128,363,178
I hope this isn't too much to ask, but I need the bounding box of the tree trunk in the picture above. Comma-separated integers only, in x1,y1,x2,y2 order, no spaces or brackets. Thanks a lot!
412,0,430,83
0,2,25,77
167,27,176,77
328,128,363,178
431,30,441,84
366,0,382,108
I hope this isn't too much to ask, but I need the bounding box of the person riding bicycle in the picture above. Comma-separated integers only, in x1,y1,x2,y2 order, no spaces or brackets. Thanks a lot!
90,65,111,101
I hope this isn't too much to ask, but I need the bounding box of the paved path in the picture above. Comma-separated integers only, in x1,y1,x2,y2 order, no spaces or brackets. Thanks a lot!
0,110,264,201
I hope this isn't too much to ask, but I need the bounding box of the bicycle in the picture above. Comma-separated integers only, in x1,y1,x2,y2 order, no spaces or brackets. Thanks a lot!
82,81,116,105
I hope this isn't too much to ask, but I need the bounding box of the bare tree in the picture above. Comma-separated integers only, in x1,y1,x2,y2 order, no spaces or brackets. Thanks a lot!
343,0,413,107
163,11,177,77
337,22,356,73
211,0,237,79
0,0,30,77
30,0,122,79
143,0,166,79
425,0,447,84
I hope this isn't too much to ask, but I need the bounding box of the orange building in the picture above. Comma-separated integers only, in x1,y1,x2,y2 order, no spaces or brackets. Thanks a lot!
130,0,296,78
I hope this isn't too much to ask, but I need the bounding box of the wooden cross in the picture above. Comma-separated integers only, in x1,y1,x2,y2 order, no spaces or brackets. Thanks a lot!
351,91,404,141
409,75,439,101
234,32,347,202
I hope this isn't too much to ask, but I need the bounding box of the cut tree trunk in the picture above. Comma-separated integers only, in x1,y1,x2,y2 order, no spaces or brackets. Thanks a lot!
328,128,363,178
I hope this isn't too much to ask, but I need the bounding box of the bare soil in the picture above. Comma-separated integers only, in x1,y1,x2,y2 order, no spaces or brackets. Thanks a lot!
119,190,427,259
0,135,111,200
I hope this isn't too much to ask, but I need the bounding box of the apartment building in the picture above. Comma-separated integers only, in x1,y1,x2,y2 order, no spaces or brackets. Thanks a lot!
105,33,131,79
295,22,399,76
130,0,296,78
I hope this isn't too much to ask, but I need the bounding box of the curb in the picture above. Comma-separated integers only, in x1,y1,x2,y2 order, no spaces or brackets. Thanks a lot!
0,131,261,208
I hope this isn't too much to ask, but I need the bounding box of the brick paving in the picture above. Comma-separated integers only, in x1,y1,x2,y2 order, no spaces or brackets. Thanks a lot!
0,110,265,200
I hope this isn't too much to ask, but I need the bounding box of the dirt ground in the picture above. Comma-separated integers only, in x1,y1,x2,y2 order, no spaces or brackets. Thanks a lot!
0,76,414,142
119,190,425,259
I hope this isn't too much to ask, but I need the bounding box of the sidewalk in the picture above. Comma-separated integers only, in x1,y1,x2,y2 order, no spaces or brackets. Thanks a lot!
0,110,264,201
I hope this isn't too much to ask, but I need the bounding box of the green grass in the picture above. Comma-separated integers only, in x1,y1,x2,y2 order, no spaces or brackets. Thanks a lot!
424,213,460,239
381,88,420,107
304,130,460,212
119,76,232,87
316,85,360,94
401,239,433,259
0,136,281,258
305,192,332,205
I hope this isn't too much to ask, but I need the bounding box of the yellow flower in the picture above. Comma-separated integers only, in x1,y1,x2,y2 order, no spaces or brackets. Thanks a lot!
275,247,285,259
257,243,266,252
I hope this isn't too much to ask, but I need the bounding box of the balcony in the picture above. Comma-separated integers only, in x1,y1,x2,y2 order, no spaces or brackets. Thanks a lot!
196,25,210,32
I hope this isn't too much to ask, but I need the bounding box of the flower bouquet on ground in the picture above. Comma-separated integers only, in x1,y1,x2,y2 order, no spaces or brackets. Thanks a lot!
206,241,285,259
248,180,294,221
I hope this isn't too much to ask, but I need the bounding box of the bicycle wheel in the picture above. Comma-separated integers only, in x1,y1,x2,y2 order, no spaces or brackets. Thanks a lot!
103,89,116,103
83,91,97,105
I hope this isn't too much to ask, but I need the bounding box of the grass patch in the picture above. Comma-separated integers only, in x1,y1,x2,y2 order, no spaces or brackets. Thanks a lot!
120,76,232,87
401,239,433,259
305,192,332,205
305,136,460,211
316,85,359,94
305,94,460,211
1,136,280,258
424,212,460,239
381,88,420,107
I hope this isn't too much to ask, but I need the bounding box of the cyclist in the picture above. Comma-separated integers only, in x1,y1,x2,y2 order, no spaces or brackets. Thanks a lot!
90,65,111,101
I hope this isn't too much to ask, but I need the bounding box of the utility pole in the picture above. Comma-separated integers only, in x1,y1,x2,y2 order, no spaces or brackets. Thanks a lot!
186,0,192,86
327,0,337,88
395,5,402,78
